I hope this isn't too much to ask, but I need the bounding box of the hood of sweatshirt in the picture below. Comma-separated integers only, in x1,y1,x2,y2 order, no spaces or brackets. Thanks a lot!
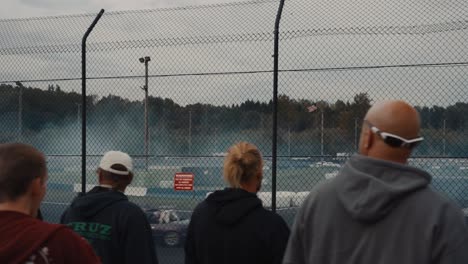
335,154,431,223
0,211,64,263
68,186,127,219
206,188,263,226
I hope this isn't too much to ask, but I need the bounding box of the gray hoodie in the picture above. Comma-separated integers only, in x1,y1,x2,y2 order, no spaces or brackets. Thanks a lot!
283,154,468,264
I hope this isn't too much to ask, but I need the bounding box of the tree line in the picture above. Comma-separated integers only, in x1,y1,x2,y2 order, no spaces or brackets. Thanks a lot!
0,83,467,156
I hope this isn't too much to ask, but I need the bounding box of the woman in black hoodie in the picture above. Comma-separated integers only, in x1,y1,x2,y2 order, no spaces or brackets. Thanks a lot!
185,142,290,264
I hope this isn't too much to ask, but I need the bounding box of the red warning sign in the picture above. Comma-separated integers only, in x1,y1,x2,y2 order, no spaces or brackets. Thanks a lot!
174,172,194,191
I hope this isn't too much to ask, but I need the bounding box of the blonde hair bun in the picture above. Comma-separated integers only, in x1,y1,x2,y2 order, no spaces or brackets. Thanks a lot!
223,142,262,188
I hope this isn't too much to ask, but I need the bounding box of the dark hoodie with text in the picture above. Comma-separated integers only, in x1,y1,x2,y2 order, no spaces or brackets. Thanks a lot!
61,186,158,264
185,188,290,264
283,154,468,264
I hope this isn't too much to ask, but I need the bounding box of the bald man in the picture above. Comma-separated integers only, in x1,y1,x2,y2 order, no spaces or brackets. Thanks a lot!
283,101,468,264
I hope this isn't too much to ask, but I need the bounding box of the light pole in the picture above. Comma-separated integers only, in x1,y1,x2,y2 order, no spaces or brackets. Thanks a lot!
307,104,323,160
188,110,192,156
76,103,81,123
139,56,151,169
354,118,358,151
288,125,291,158
443,119,446,156
15,82,23,142
320,108,324,161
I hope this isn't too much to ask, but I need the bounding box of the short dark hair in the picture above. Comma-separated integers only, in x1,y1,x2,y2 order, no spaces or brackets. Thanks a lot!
0,143,46,202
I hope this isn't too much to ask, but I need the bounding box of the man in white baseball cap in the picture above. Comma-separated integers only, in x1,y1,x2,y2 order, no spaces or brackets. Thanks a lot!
61,151,159,264
97,151,134,191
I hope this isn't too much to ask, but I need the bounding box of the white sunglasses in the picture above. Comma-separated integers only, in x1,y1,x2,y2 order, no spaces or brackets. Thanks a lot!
365,120,424,149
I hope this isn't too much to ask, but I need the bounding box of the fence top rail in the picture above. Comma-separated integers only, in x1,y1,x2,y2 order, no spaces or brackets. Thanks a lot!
43,154,468,159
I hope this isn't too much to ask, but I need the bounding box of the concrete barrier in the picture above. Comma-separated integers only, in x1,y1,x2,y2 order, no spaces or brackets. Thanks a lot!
278,192,295,208
159,180,173,188
292,192,310,207
258,191,295,208
325,171,339,179
257,192,272,207
73,184,147,197
125,186,148,196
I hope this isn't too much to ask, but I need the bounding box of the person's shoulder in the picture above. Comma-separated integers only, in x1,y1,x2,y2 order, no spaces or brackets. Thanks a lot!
29,219,64,233
192,198,213,214
260,208,287,222
118,200,144,211
186,200,209,223
48,226,101,263
300,179,335,208
195,199,210,211
47,225,91,248
401,186,466,227
114,200,149,219
51,225,86,240
251,208,290,236
419,186,463,211
100,195,142,214
250,205,287,226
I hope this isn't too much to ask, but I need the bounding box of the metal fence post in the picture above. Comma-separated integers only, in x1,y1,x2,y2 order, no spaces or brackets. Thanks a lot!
81,9,105,194
272,0,286,213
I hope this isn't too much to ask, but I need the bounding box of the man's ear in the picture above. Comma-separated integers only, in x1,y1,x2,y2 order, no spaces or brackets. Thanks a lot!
359,127,373,155
30,177,44,196
363,128,373,149
97,169,103,182
127,172,134,185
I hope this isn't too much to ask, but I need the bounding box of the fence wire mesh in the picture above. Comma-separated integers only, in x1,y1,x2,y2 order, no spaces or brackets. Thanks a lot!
1,0,468,262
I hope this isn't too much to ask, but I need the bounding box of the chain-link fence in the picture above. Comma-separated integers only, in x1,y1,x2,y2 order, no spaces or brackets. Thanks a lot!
1,0,468,262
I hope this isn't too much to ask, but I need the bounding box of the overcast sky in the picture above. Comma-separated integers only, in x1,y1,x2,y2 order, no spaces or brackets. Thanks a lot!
0,0,243,19
0,0,467,107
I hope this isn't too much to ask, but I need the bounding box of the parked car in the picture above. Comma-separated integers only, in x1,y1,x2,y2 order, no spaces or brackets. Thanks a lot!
145,208,189,247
